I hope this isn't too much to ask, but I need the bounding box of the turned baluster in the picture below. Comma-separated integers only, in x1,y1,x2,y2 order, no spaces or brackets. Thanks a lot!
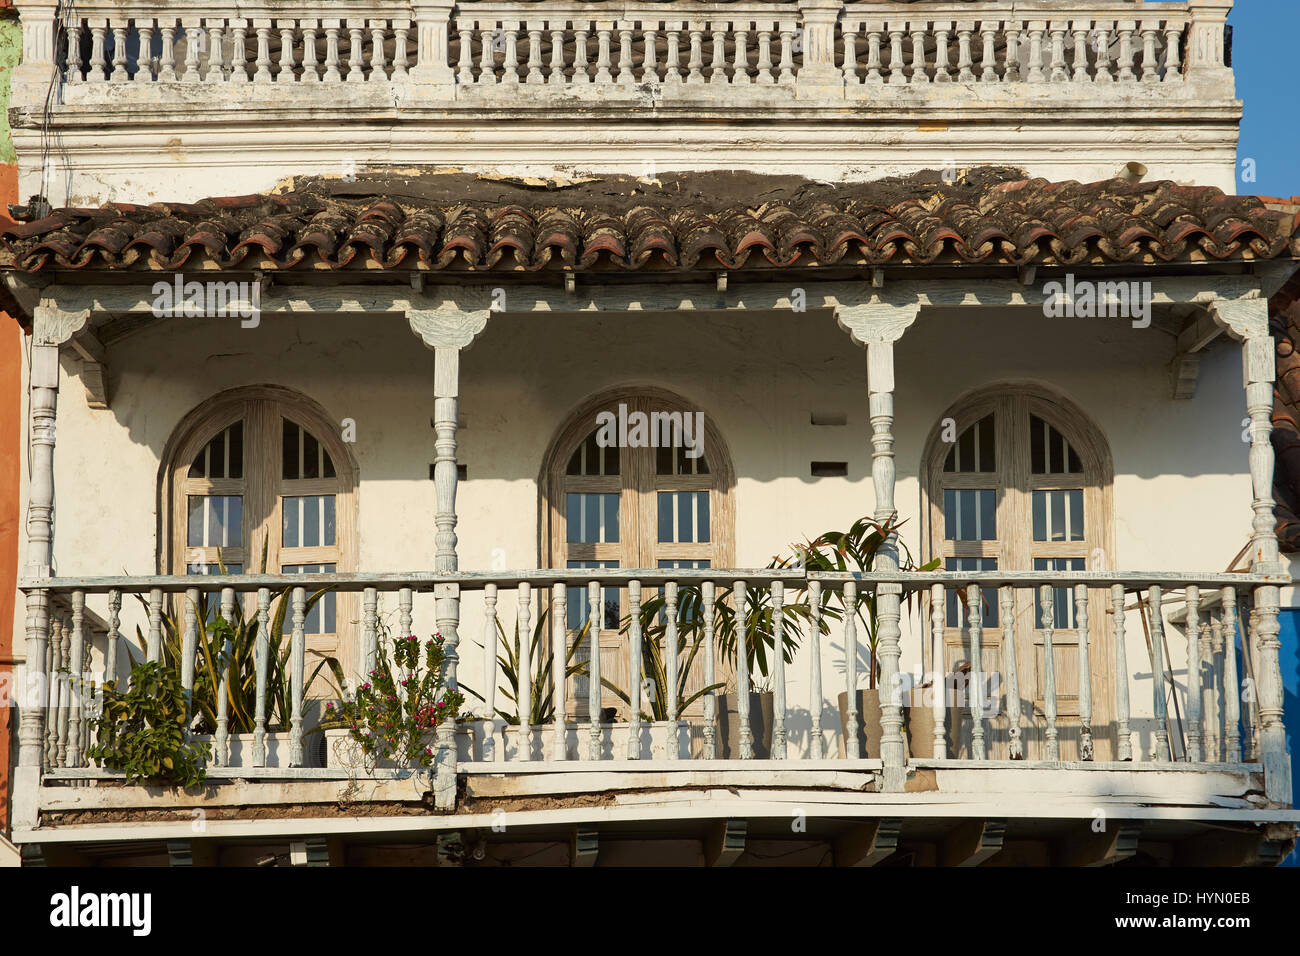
1071,23,1090,81
618,22,636,85
842,23,859,84
206,23,226,83
253,588,270,767
628,580,643,759
755,24,774,85
1185,586,1204,761
517,582,532,761
685,22,703,83
502,23,521,85
362,587,378,678
572,24,591,84
1026,21,1046,82
253,23,273,82
299,22,319,82
88,23,108,82
546,23,566,84
1221,588,1243,762
735,580,753,758
552,584,568,760
67,592,85,767
1000,587,1023,759
214,588,235,766
1039,585,1060,759
147,588,163,662
864,24,883,83
182,589,199,737
701,581,717,759
966,583,985,760
56,613,70,767
708,23,727,84
931,22,950,82
979,21,998,82
1139,22,1161,83
277,22,296,82
394,22,410,78
1075,584,1093,760
158,22,178,81
665,582,681,759
289,587,306,766
110,24,129,82
587,581,602,760
1049,22,1069,81
1208,612,1224,761
106,590,121,687
346,23,366,82
65,23,83,82
1112,585,1132,760
482,585,499,760
478,24,496,84
807,580,825,759
955,22,975,82
845,581,862,758
910,25,929,84
45,617,61,768
1163,23,1183,81
324,23,342,81
370,21,388,80
777,23,795,84
644,24,661,83
1148,587,1170,760
182,24,203,82
886,26,906,85
229,22,249,82
727,25,743,84
457,23,475,83
1116,20,1136,81
1002,23,1021,82
1093,22,1113,83
526,22,545,83
929,584,946,758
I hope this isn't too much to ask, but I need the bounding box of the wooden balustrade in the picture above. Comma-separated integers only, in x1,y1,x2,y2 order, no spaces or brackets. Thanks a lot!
19,567,1283,779
30,1,1213,94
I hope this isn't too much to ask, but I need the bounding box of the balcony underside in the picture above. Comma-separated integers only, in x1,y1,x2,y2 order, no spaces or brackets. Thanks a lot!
19,762,1299,866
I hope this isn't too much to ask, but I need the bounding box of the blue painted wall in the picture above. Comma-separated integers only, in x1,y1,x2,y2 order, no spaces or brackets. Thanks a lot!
1280,608,1300,866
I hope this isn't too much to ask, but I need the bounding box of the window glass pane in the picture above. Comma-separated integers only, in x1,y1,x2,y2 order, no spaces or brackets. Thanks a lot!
566,493,619,544
1030,416,1082,475
943,489,996,541
283,418,298,479
567,430,620,476
943,557,999,628
1033,557,1086,628
943,415,995,473
187,495,242,548
283,563,337,634
189,422,243,479
566,560,619,630
658,491,710,544
1032,490,1084,542
282,495,338,549
302,429,320,479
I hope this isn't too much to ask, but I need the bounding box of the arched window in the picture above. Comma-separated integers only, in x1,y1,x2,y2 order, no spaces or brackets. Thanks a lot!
541,388,735,717
924,386,1114,760
162,386,357,671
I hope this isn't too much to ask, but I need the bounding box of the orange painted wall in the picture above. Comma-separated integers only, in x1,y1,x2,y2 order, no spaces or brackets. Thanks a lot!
0,159,20,834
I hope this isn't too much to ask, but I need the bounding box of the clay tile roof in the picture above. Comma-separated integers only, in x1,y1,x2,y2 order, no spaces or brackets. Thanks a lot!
3,169,1297,275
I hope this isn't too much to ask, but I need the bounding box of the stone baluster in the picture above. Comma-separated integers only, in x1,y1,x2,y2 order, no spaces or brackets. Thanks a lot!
1139,20,1161,83
1092,21,1112,83
755,24,773,85
1002,22,1021,82
931,21,950,82
701,581,717,759
253,587,270,767
1075,584,1093,760
1185,585,1204,761
886,24,906,85
685,21,704,84
966,583,985,760
551,583,568,760
517,581,532,761
206,22,226,83
277,21,297,83
1148,587,1170,760
615,21,634,86
978,21,997,82
807,580,824,759
1111,585,1132,760
106,590,121,686
1039,585,1059,759
482,584,499,760
158,21,178,81
397,587,413,643
300,21,319,82
734,580,753,758
777,21,796,84
67,592,84,767
146,588,163,662
665,582,681,759
727,24,744,84
546,21,565,84
86,21,107,82
909,24,929,84
842,22,859,84
929,584,945,758
954,22,975,82
393,20,410,78
1049,21,1069,81
324,22,343,82
253,21,273,82
65,23,83,82
573,23,591,84
593,22,612,84
1116,20,1136,81
182,22,204,83
709,23,727,85
477,23,495,84
864,22,883,83
288,587,306,766
346,21,366,82
361,587,377,678
1070,21,1090,82
456,22,474,83
1000,586,1023,759
1163,22,1183,81
229,22,249,83
586,581,602,760
1222,587,1242,761
525,21,545,83
371,21,389,80
628,580,643,759
109,24,129,82
1026,20,1046,82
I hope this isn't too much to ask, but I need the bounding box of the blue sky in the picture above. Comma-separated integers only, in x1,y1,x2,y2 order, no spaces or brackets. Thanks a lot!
1231,0,1300,198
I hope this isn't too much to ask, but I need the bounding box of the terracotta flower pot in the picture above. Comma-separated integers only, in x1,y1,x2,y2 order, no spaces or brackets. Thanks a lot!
717,690,773,758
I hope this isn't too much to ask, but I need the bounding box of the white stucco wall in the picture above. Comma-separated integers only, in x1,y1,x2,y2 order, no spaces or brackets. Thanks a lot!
10,295,1256,759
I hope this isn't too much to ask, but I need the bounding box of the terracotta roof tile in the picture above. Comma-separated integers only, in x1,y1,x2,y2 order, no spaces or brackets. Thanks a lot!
4,173,1297,275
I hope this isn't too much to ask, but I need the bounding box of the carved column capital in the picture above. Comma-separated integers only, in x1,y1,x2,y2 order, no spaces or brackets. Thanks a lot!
835,295,922,347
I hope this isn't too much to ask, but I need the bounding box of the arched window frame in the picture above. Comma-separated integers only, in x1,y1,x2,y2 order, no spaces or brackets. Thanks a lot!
160,385,359,669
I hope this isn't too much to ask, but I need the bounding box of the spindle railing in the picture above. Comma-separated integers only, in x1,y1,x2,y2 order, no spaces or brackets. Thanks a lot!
20,566,1283,781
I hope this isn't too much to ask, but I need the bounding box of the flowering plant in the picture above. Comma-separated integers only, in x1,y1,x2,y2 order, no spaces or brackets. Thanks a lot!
333,630,464,769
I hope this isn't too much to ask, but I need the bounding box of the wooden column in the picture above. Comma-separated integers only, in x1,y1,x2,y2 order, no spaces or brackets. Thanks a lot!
1211,298,1290,801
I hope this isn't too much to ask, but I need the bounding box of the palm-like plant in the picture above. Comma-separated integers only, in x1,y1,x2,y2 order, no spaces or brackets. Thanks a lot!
462,607,591,726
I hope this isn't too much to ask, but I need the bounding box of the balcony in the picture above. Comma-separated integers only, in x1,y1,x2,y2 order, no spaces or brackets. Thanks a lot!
8,0,1244,200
